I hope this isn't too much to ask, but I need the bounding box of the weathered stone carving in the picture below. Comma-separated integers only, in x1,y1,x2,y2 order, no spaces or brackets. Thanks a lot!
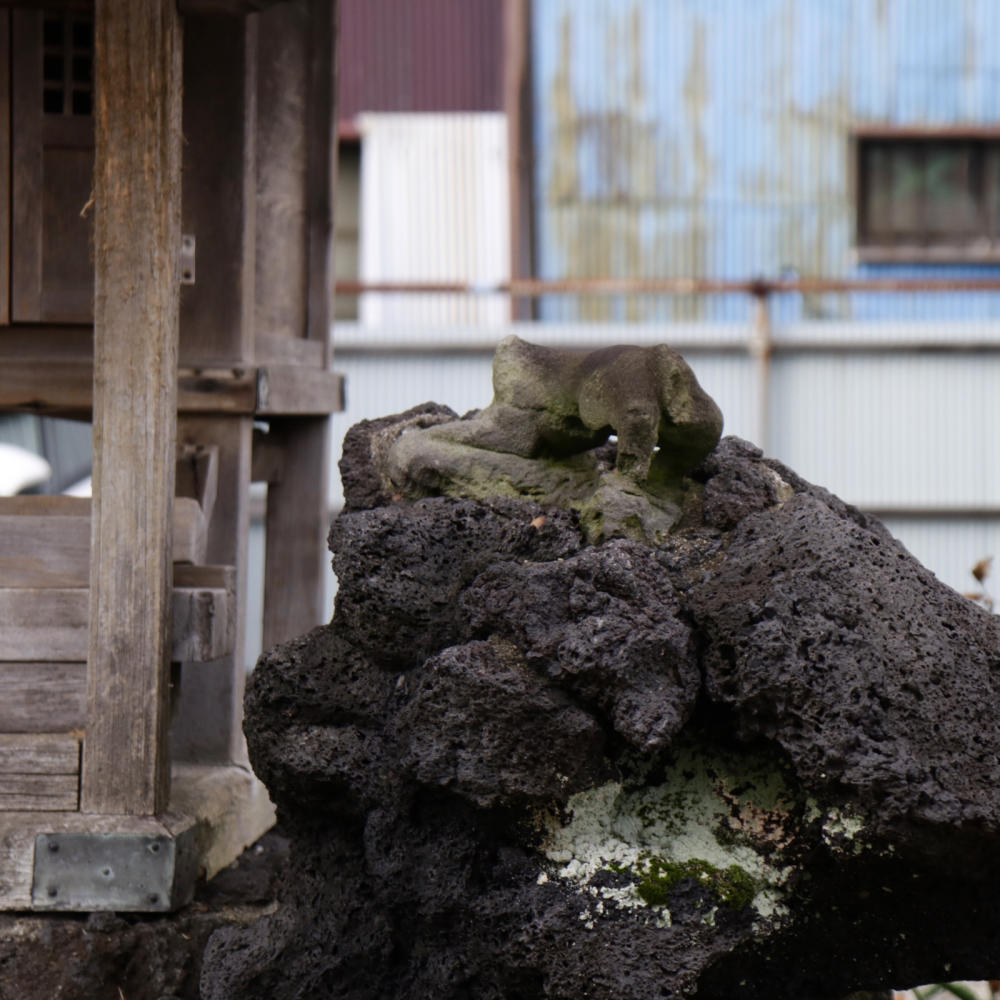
385,336,723,544
201,362,1000,1000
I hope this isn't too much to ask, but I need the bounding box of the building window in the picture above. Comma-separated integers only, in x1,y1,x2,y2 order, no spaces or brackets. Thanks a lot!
856,133,1000,261
42,12,93,117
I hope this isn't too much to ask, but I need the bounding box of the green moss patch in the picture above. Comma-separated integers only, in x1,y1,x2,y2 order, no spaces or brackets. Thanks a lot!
637,856,759,910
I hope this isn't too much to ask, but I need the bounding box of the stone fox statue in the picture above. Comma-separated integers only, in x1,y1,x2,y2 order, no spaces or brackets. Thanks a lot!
433,335,724,482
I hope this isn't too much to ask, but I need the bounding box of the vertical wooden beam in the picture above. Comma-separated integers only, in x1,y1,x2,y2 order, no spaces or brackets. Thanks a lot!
81,0,182,816
179,14,257,365
261,416,330,651
256,0,337,652
306,0,337,366
171,12,258,767
0,10,9,326
254,1,308,347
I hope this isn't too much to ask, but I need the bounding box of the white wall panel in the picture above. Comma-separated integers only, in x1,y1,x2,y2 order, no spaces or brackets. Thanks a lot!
358,114,509,326
884,518,1000,600
768,352,1000,507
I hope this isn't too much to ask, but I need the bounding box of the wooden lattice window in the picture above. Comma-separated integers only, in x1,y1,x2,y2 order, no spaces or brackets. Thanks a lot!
856,132,1000,261
42,13,93,118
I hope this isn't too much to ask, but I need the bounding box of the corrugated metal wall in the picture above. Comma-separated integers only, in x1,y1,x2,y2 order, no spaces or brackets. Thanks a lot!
530,0,1000,321
358,113,509,325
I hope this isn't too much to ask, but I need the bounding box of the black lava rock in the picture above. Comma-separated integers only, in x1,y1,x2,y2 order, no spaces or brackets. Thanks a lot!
201,419,1000,1000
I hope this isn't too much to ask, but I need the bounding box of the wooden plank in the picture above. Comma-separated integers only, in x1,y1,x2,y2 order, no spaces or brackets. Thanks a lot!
173,564,235,590
0,326,93,360
0,663,86,732
0,11,9,326
0,762,273,909
0,793,76,810
10,10,42,322
305,0,337,366
255,332,325,367
0,496,207,587
0,359,93,416
0,777,79,811
0,2,93,10
83,0,183,819
0,775,77,796
0,589,87,661
0,360,258,415
178,367,258,412
179,0,285,13
0,583,232,663
0,360,345,415
262,417,331,648
0,734,79,773
0,498,90,587
0,734,80,808
176,444,218,523
173,497,209,565
255,364,344,415
179,14,256,365
0,495,89,516
171,584,234,662
0,777,77,797
172,565,236,663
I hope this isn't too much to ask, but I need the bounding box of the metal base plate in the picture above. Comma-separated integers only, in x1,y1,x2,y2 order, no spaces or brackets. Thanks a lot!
31,832,197,912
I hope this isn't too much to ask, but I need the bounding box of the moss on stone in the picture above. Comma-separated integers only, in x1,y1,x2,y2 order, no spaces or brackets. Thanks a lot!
636,856,758,910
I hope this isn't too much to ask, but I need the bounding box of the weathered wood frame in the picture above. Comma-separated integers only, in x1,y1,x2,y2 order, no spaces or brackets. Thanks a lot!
0,0,341,909
81,0,184,817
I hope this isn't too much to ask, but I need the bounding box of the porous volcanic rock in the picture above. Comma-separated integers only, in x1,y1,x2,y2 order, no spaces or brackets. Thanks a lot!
201,418,1000,1000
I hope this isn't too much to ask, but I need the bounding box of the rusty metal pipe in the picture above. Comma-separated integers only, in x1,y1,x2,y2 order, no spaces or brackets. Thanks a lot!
335,277,1000,296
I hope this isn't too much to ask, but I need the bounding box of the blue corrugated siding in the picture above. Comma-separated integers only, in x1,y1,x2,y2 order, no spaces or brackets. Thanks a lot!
531,0,1000,321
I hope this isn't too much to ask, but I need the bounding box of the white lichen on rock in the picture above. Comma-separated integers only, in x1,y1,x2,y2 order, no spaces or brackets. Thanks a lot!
539,742,803,927
821,808,868,852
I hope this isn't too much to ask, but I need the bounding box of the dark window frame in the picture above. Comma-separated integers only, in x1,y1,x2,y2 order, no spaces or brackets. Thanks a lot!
855,127,1000,263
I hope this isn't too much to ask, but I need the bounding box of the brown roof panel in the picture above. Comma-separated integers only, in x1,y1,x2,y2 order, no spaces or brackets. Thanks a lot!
338,0,503,125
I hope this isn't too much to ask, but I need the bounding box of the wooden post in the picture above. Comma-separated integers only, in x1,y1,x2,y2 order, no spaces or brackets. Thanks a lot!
259,0,336,651
0,11,9,327
81,0,183,816
262,416,330,650
306,0,337,366
171,12,258,768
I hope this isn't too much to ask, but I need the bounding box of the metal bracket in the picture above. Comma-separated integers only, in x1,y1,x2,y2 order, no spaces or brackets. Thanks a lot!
32,832,198,912
180,233,196,285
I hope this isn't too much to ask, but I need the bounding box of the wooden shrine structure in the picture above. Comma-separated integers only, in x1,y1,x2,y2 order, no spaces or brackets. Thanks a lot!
0,0,342,910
